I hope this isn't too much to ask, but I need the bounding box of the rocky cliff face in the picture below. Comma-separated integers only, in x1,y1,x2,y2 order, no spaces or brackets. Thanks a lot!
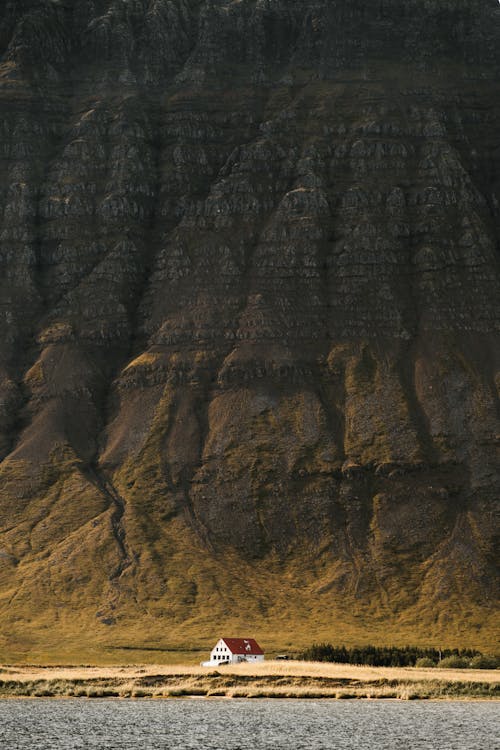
0,0,499,657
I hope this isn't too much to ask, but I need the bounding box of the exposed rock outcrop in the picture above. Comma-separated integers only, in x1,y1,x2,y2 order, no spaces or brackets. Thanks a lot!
0,0,499,655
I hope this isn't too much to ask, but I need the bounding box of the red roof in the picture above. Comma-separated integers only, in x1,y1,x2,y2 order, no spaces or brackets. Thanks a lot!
222,638,264,655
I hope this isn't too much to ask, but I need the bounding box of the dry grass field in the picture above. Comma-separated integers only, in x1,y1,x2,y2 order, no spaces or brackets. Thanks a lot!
0,661,498,700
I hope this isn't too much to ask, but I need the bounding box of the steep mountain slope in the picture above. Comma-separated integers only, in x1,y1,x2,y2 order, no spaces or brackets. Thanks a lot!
0,0,499,659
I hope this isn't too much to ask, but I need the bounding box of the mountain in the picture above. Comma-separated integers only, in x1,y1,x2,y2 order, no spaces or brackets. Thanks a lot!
0,0,499,660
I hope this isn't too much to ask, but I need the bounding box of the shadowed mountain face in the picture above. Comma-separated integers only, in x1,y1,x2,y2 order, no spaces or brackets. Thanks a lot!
0,0,499,657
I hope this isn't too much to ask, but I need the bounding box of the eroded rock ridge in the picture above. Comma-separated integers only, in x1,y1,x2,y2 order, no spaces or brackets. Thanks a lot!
0,0,499,652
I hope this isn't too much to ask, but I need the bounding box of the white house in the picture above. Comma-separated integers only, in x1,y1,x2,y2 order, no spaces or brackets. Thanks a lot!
201,637,265,666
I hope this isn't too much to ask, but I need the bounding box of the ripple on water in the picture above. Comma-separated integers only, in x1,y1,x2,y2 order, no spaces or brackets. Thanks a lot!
0,699,498,750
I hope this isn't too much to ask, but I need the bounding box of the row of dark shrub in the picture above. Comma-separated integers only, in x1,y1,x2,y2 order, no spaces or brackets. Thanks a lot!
298,644,498,669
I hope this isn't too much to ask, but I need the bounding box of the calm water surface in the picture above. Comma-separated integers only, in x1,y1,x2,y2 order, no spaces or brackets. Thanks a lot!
0,699,498,750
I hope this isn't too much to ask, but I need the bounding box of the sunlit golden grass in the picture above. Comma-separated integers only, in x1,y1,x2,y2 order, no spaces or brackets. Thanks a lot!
0,661,497,700
2,593,497,667
1,447,497,670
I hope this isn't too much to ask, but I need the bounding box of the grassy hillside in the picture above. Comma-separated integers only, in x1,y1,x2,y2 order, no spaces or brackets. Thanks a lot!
0,1,499,660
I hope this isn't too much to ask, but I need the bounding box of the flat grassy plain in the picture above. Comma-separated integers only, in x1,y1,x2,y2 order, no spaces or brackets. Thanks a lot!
0,661,498,700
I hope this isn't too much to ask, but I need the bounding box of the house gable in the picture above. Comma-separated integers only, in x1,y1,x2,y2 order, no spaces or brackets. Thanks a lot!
204,637,265,666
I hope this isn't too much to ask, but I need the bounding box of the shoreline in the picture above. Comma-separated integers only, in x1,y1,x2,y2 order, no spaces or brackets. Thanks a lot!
0,696,497,702
0,662,498,701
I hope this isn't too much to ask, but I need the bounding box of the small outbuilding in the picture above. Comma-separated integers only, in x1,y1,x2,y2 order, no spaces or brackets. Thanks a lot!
202,637,265,666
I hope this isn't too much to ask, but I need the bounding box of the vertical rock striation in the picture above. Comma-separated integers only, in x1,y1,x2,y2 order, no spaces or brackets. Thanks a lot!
0,0,498,653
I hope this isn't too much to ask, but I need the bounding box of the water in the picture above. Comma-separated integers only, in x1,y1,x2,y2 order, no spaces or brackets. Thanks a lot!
0,699,498,750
